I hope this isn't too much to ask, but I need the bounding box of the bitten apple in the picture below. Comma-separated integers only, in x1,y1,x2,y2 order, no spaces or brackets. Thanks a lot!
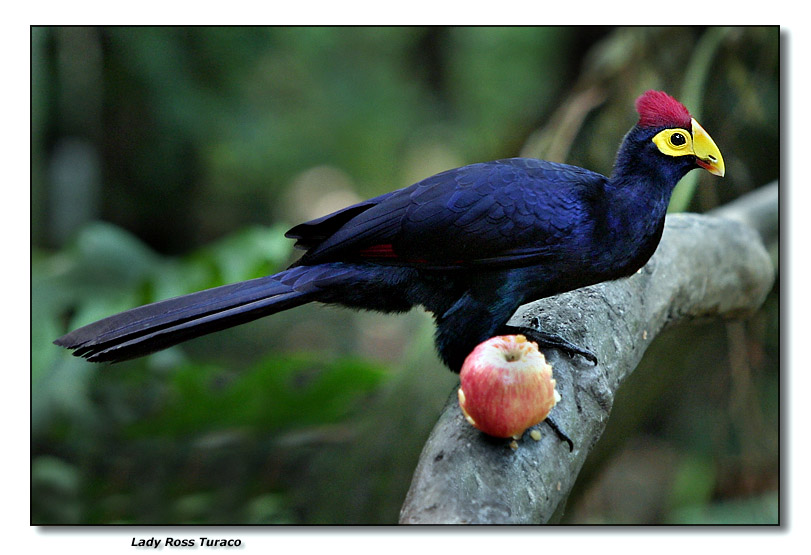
457,335,560,438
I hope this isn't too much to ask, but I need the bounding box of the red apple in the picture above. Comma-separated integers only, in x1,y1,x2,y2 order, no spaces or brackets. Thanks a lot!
457,334,560,439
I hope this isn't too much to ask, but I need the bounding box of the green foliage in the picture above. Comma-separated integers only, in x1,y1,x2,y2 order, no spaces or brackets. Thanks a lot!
32,220,388,524
31,456,82,524
667,454,717,512
668,491,778,525
446,27,570,157
668,27,733,213
126,353,386,438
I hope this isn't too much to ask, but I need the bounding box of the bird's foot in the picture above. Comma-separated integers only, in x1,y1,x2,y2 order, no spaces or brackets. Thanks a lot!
545,416,574,452
500,323,597,365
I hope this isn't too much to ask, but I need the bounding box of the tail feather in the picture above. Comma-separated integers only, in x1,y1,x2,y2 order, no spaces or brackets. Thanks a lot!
54,265,350,363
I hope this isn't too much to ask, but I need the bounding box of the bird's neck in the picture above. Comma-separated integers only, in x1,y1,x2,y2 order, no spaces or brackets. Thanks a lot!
590,169,679,278
605,130,688,234
605,172,676,219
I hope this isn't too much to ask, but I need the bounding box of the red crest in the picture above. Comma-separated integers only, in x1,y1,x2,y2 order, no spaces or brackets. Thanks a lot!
635,90,692,129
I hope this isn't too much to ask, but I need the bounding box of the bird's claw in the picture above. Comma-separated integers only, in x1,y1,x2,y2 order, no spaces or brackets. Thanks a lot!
501,322,598,365
555,342,598,365
545,415,574,452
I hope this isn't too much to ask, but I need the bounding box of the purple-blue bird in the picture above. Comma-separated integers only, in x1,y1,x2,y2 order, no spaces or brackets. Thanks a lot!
55,91,724,373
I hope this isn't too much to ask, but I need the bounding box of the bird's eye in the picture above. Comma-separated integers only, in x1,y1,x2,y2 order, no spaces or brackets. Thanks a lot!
670,132,686,146
651,127,693,157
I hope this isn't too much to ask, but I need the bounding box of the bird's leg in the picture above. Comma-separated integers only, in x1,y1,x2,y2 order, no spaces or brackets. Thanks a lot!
544,416,574,452
499,317,598,365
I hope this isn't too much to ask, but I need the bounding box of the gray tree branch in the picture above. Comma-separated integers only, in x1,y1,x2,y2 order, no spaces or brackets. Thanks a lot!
399,184,777,525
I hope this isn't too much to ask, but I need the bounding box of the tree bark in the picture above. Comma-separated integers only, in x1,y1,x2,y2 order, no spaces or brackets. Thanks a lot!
399,184,777,524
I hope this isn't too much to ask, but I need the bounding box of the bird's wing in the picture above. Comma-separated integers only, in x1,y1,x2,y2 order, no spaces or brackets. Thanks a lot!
285,190,397,250
289,158,607,269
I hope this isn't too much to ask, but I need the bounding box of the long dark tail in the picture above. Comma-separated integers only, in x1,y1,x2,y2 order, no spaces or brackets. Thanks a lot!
54,264,364,363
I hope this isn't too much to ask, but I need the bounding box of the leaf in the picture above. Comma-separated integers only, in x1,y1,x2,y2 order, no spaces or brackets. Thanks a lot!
125,352,389,438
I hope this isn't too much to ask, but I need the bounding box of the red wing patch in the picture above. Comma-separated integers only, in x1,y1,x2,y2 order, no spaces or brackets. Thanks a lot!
357,243,450,266
358,243,398,259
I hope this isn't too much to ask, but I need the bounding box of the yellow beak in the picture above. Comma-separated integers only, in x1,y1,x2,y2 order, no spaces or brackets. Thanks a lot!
691,117,725,177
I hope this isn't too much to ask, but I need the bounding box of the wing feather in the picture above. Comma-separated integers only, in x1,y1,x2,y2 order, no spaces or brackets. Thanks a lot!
289,158,607,269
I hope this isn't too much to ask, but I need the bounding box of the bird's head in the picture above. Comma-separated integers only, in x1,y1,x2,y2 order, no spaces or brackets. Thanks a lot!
613,90,725,185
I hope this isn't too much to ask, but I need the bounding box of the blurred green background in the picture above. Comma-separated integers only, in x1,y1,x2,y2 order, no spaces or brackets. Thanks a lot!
31,26,779,524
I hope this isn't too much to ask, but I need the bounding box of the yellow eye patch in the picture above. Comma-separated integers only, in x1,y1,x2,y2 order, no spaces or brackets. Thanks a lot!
652,128,694,157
